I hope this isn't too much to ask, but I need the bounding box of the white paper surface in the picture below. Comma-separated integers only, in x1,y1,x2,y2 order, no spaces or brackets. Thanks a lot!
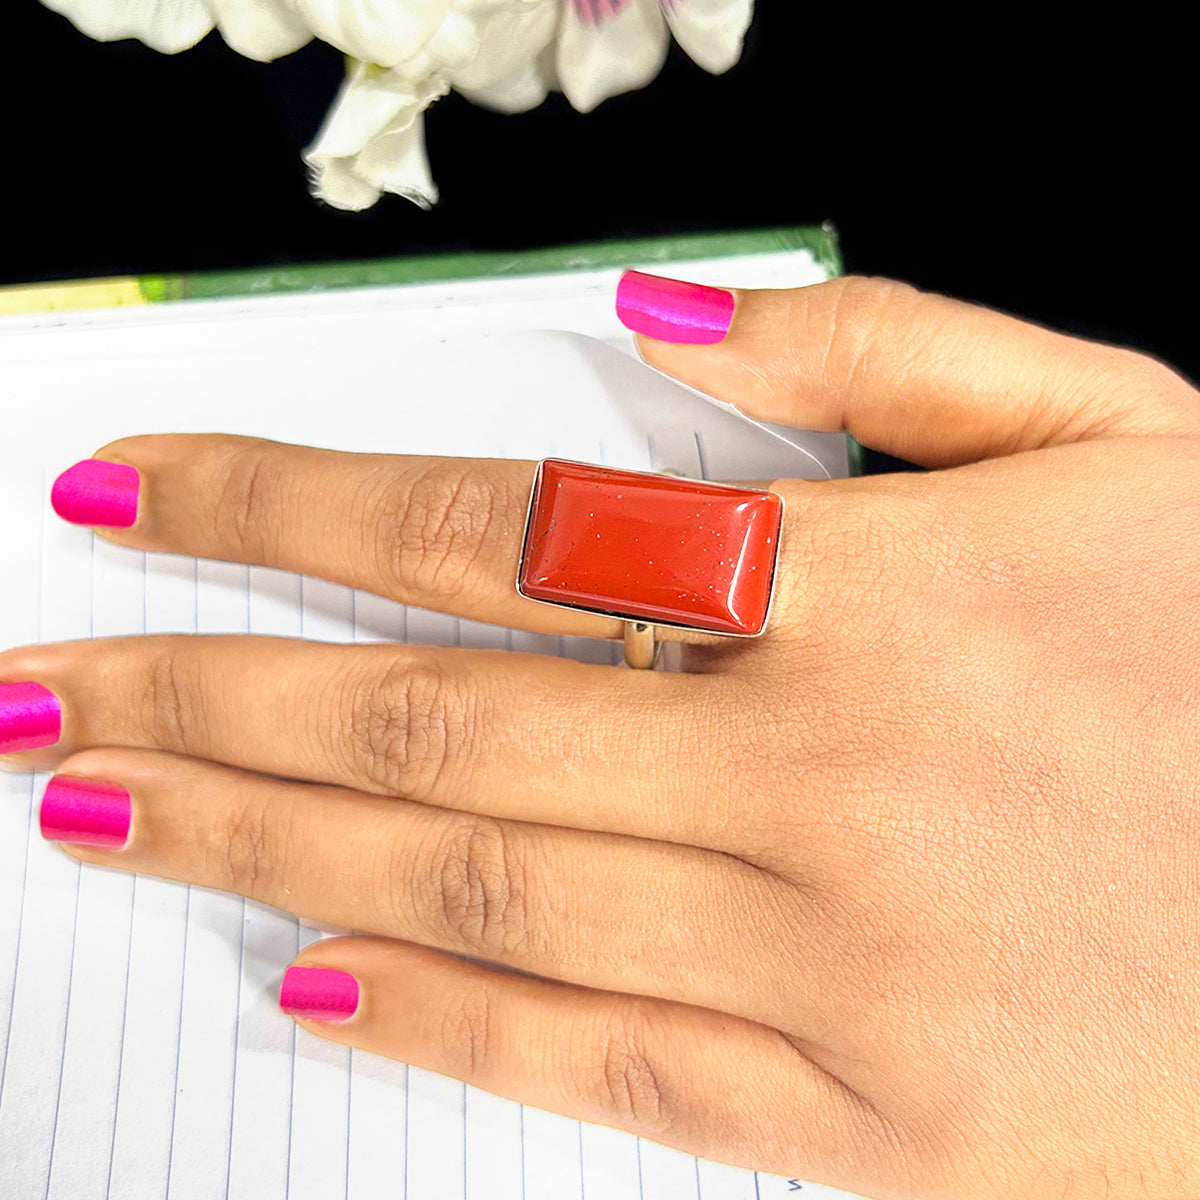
0,253,867,1200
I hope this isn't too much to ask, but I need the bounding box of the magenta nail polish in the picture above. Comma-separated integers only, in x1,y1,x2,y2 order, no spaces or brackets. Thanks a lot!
615,270,735,345
51,459,140,528
40,775,131,849
280,967,360,1023
0,681,62,754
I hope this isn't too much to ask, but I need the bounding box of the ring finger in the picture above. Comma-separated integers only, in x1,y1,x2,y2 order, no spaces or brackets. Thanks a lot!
44,747,825,1035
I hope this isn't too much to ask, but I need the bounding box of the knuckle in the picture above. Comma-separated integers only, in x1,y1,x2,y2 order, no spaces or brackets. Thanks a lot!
785,487,919,626
381,462,500,604
143,643,205,755
1098,346,1200,432
426,815,531,958
217,794,280,898
438,982,495,1080
818,275,925,393
595,1013,673,1135
346,654,473,798
214,447,278,561
805,487,898,574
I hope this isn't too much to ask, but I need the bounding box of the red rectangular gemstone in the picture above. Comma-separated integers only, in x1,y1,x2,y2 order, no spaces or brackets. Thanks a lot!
517,460,782,635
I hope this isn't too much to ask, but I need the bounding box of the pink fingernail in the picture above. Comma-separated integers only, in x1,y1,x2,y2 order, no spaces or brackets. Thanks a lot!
40,775,131,849
280,967,360,1023
51,459,140,528
616,270,735,345
0,682,62,754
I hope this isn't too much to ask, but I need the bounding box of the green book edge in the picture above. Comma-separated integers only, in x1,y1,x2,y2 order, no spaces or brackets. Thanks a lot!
139,224,842,301
0,224,839,305
2,222,861,472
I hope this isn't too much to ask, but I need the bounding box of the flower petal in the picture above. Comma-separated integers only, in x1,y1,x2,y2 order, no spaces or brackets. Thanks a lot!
454,42,556,113
304,60,446,210
39,0,215,54
42,0,313,59
556,0,669,113
661,0,753,74
449,1,559,112
281,0,453,67
206,0,313,61
354,111,438,205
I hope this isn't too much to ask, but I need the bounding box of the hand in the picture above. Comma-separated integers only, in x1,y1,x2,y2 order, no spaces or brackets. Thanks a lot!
2,276,1197,1200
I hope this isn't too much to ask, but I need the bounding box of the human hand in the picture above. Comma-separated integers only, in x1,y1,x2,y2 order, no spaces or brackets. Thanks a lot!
2,275,1197,1200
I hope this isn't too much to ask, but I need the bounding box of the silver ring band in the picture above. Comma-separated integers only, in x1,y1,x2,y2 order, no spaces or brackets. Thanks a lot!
623,622,659,670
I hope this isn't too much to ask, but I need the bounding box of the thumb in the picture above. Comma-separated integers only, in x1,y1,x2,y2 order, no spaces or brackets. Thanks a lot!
616,272,1200,468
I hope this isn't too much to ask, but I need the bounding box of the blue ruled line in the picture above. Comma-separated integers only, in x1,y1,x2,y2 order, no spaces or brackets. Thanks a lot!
163,885,190,1200
43,528,96,1197
343,1046,352,1200
0,773,36,1114
402,1063,410,1200
284,918,299,1198
43,855,83,1200
0,473,47,1117
105,872,138,1197
106,547,149,1196
222,902,246,1200
165,555,200,1200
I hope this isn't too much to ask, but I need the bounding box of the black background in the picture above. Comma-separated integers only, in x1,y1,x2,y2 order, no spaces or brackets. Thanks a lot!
3,5,1194,388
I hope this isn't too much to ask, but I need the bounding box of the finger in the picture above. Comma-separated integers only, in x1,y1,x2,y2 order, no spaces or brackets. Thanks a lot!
56,435,622,638
50,436,627,639
0,637,756,853
618,271,1200,467
45,749,828,1034
278,937,895,1192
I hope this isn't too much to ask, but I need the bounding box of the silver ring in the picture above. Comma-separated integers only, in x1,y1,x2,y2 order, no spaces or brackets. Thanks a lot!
622,622,659,670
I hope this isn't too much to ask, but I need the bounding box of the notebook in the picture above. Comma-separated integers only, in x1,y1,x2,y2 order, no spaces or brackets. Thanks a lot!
0,230,867,1200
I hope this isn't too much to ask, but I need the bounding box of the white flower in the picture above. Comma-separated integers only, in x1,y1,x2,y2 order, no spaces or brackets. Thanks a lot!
40,0,753,209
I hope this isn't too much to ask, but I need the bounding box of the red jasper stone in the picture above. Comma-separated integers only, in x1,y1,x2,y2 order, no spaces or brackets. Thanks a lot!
518,460,782,635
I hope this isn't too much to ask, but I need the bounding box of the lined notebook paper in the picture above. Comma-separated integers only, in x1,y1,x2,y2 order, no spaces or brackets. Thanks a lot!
0,249,866,1199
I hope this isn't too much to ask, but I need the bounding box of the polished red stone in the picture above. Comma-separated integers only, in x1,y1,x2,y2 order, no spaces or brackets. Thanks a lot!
518,460,782,635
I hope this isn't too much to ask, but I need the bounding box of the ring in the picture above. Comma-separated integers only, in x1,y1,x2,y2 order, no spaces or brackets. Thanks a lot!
516,459,784,668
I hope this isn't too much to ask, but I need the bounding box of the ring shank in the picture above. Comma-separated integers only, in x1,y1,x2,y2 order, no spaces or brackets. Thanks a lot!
623,622,658,670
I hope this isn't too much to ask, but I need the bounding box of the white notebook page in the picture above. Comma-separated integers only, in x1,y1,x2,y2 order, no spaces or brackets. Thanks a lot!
0,253,867,1200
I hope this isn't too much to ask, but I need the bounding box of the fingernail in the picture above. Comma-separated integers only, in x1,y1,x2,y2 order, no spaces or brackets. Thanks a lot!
40,775,131,849
0,682,62,753
280,966,359,1023
51,459,140,528
616,270,734,345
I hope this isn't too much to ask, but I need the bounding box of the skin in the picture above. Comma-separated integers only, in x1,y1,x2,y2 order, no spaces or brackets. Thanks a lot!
2,276,1198,1199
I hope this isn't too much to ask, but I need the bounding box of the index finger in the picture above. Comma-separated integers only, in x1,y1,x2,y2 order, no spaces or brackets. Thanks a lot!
50,436,792,645
58,436,612,638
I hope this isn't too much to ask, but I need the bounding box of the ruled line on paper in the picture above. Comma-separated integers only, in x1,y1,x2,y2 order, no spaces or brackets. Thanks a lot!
0,465,49,1127
0,774,35,1110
